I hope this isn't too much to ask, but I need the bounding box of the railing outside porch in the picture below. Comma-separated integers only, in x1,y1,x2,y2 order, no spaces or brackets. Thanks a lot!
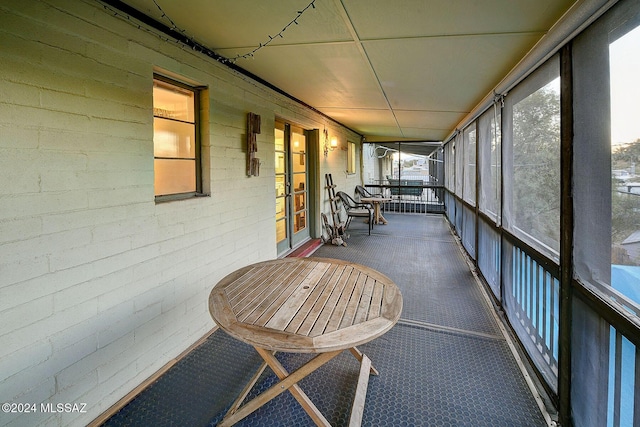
446,190,640,427
363,181,445,214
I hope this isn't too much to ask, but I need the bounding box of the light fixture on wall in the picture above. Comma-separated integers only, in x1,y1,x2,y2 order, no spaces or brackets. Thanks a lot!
324,136,338,157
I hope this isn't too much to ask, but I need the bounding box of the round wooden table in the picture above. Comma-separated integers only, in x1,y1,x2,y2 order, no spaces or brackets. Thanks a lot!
209,257,403,426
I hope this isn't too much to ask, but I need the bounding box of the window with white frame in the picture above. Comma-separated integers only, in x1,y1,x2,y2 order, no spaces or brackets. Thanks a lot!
347,141,356,174
153,75,201,200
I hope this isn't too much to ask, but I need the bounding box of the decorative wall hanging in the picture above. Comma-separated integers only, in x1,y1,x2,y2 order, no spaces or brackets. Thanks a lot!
247,112,261,176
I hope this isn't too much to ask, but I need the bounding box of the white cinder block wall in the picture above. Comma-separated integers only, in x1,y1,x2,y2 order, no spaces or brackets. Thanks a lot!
0,1,361,426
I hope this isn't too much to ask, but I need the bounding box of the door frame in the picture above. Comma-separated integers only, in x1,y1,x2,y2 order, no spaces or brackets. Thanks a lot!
275,120,318,256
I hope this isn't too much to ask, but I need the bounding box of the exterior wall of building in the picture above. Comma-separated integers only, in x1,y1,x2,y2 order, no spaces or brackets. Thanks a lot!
320,137,363,222
0,1,360,425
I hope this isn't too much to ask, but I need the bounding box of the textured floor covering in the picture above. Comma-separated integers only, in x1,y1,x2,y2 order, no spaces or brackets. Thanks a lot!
102,214,546,427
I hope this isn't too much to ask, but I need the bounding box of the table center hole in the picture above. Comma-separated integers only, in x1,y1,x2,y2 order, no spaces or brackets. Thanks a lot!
303,286,310,290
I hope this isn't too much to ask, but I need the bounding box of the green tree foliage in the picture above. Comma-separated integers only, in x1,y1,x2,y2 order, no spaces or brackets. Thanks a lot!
612,139,640,262
612,190,640,244
612,139,640,170
511,81,561,251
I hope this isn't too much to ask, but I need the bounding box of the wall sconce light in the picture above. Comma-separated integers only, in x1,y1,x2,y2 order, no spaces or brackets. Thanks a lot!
324,136,338,157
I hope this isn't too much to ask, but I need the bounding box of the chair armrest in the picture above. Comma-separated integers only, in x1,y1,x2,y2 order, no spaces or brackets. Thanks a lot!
352,202,371,209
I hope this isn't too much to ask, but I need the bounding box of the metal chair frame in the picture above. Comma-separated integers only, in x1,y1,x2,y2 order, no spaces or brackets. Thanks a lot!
337,191,373,235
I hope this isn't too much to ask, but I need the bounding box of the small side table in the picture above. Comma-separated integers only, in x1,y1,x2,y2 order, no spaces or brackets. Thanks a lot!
360,197,391,224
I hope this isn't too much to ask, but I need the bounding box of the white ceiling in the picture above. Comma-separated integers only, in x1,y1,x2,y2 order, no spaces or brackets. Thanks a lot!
117,0,578,142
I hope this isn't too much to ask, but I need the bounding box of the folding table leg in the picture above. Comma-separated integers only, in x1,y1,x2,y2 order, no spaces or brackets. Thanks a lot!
224,359,269,419
349,353,372,427
349,347,379,376
256,347,336,427
219,347,341,427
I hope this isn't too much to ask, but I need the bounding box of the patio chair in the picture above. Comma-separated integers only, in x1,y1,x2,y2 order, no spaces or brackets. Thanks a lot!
355,185,382,200
355,185,385,213
337,191,373,235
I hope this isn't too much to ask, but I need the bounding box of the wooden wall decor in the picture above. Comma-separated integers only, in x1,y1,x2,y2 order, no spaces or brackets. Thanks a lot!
247,112,261,176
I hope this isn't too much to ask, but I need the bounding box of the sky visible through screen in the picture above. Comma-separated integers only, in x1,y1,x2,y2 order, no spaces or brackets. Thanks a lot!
608,23,640,427
610,24,640,146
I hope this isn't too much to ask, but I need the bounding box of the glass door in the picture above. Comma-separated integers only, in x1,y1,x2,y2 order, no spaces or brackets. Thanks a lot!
275,122,288,253
275,121,309,255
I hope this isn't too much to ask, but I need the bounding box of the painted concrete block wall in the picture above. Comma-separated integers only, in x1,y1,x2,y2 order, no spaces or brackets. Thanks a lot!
319,133,362,226
0,1,360,426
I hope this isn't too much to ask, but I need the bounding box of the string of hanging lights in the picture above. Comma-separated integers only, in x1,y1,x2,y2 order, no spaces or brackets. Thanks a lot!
228,0,317,63
151,0,184,36
101,0,318,66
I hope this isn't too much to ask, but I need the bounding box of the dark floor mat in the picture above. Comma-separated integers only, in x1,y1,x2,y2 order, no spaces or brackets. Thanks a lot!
102,214,545,427
314,214,500,336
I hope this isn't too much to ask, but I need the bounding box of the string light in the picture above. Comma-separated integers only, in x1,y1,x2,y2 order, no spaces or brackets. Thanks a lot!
102,0,318,67
229,0,318,63
102,0,230,64
100,0,357,139
152,0,185,35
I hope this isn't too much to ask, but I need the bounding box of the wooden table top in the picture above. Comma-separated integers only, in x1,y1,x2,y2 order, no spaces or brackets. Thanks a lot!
209,257,403,353
360,197,391,202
